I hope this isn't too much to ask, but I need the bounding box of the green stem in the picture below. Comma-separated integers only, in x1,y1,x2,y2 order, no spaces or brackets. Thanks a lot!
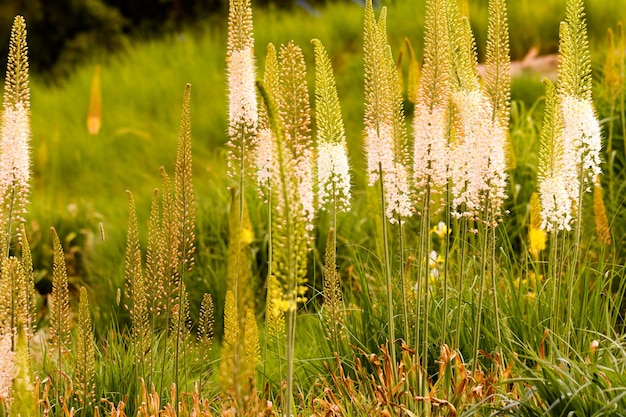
566,165,585,353
263,187,272,387
442,183,451,347
472,200,491,377
489,223,503,363
421,185,431,391
379,163,397,374
454,214,468,351
549,229,559,359
398,217,409,345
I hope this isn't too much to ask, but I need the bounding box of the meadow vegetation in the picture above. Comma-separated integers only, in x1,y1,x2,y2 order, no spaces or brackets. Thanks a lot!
0,0,626,415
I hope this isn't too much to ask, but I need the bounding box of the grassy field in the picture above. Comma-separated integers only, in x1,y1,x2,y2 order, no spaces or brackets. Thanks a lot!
27,0,626,304
2,0,626,414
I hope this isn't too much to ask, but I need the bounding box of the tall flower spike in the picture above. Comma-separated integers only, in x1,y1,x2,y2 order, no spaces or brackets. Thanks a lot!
447,0,480,93
363,0,411,222
278,41,315,230
227,0,258,181
75,286,96,409
254,43,279,195
49,228,71,367
125,191,150,377
484,0,511,129
447,0,508,223
0,16,30,251
312,39,351,213
557,0,601,205
538,79,572,232
413,0,451,197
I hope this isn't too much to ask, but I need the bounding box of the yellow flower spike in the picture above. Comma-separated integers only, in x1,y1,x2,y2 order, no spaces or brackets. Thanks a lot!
528,192,547,260
528,228,547,259
87,65,102,135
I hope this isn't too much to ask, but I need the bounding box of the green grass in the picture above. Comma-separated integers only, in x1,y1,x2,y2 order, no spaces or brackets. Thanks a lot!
26,0,626,316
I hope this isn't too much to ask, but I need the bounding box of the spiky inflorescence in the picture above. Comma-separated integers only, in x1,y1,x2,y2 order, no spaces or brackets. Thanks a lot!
449,89,508,223
258,82,309,312
49,228,71,367
558,0,592,101
157,168,180,329
447,1,481,93
227,0,258,181
0,256,32,346
198,293,214,353
0,332,14,403
10,326,35,416
242,308,260,385
446,0,509,224
198,292,214,393
227,187,254,321
528,192,547,260
265,274,285,341
277,42,315,231
0,257,21,337
312,39,351,213
593,177,611,246
172,84,196,397
484,0,511,129
556,0,602,210
412,0,451,198
175,84,196,275
363,0,411,222
322,228,345,348
0,16,30,252
75,286,96,409
125,191,150,376
254,43,279,195
538,80,572,232
146,188,165,329
220,290,240,394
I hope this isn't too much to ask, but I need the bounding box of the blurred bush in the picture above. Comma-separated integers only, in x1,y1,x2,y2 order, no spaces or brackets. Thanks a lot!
0,0,340,81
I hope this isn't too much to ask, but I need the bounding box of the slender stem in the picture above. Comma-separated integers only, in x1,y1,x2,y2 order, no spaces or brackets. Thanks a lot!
398,218,409,344
379,163,397,373
566,165,585,353
489,223,503,363
421,185,431,393
472,196,493,377
454,214,468,350
549,229,559,359
442,183,451,347
285,303,296,416
263,187,272,387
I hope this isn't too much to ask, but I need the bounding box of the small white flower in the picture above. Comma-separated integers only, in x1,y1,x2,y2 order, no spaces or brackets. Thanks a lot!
413,104,448,193
0,101,30,217
365,124,412,222
449,89,507,223
0,332,14,402
317,141,351,213
560,94,602,197
539,176,573,232
227,47,258,138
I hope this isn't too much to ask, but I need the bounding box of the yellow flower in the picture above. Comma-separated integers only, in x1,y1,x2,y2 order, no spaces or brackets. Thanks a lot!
528,228,546,260
430,221,449,240
240,227,254,245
